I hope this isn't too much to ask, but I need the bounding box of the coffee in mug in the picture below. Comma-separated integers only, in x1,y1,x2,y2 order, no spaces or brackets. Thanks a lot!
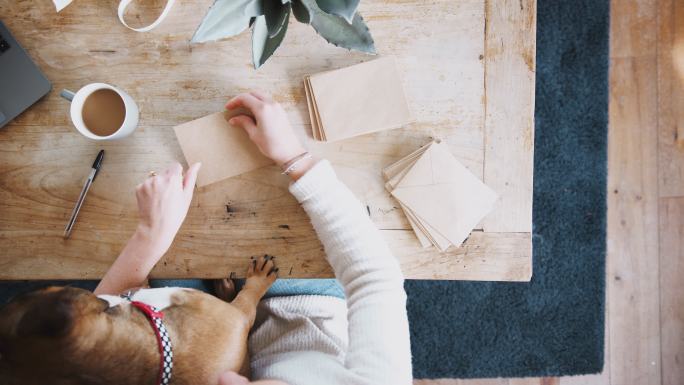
61,83,139,141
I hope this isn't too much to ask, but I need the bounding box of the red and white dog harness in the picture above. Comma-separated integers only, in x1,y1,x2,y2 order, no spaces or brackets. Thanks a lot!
130,301,174,385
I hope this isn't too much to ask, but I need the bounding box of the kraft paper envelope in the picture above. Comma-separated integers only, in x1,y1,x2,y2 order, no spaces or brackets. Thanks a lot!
382,142,437,248
383,142,451,250
305,56,412,142
173,111,272,187
391,142,498,247
383,142,433,191
303,79,324,141
401,202,452,250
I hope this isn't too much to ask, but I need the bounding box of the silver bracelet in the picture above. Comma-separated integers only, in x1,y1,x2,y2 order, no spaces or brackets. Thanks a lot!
281,152,313,175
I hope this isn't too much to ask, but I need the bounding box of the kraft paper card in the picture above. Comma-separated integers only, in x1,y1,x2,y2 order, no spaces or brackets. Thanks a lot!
173,111,272,187
383,141,498,250
304,56,412,142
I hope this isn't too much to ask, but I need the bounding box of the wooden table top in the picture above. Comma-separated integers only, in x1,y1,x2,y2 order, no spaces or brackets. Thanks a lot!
0,0,535,281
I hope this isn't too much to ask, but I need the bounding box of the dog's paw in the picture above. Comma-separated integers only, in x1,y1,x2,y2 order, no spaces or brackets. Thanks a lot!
245,255,278,293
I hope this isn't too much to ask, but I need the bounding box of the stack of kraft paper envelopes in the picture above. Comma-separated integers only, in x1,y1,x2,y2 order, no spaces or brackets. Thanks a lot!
173,111,272,187
304,56,413,142
383,141,498,251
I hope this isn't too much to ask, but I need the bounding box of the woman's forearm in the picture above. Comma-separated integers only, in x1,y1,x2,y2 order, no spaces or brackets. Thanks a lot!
94,162,201,296
94,228,167,295
288,160,413,384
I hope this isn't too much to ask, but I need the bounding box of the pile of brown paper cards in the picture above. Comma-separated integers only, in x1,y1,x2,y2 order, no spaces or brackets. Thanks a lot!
304,56,412,142
174,111,272,187
383,141,498,251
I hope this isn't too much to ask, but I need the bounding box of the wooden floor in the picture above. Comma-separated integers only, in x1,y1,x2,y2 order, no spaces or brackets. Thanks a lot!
415,0,684,384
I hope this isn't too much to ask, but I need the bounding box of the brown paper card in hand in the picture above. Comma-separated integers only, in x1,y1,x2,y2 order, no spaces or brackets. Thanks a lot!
173,111,272,187
391,142,498,247
307,57,412,142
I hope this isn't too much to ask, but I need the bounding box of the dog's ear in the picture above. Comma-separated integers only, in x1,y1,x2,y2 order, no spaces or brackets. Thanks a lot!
16,295,73,338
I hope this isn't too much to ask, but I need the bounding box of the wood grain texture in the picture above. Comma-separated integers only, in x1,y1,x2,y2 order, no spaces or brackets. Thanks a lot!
657,0,684,197
481,0,536,233
608,1,662,384
658,197,684,385
0,0,535,280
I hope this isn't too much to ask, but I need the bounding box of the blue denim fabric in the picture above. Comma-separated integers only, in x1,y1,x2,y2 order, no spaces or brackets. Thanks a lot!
149,278,345,299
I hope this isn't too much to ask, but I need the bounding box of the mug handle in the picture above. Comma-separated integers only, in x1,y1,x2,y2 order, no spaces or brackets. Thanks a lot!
60,89,75,102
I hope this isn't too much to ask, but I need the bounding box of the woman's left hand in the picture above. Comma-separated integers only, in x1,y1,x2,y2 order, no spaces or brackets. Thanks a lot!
95,162,201,295
135,162,201,256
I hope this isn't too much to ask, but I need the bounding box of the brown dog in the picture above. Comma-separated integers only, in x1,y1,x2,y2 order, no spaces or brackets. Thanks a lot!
0,255,277,385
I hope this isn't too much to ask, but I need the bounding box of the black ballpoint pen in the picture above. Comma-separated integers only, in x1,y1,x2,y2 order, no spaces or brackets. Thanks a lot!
63,150,104,239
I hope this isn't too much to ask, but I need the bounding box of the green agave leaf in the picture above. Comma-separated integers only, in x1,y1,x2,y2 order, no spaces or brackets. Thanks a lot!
314,0,359,23
300,0,375,53
252,3,291,69
292,0,312,23
192,0,264,43
264,0,289,38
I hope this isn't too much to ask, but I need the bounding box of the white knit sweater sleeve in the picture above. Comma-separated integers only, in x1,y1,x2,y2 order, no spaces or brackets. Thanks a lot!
289,160,413,384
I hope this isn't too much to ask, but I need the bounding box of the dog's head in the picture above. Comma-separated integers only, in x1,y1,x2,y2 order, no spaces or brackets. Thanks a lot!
0,286,110,380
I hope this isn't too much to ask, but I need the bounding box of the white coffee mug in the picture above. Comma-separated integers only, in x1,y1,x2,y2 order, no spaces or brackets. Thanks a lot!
60,83,139,141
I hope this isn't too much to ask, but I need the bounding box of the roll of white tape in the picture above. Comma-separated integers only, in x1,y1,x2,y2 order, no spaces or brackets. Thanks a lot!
53,0,176,33
117,0,176,32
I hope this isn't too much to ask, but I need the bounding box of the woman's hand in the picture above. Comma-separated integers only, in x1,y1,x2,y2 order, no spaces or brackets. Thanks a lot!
225,91,306,167
135,162,202,255
94,162,201,295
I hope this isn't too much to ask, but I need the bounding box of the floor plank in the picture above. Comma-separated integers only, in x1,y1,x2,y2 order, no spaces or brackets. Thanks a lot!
607,1,662,384
656,0,684,197
658,197,684,385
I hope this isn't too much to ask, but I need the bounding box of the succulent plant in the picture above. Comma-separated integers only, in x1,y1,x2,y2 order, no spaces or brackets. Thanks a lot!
192,0,376,69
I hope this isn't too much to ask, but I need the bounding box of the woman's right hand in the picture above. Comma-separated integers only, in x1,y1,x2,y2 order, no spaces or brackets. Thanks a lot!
225,91,306,167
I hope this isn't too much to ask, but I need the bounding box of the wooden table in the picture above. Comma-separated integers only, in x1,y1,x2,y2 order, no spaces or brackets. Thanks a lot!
0,0,535,281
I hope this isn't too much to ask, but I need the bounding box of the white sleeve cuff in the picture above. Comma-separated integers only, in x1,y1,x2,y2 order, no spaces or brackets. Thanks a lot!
288,159,338,203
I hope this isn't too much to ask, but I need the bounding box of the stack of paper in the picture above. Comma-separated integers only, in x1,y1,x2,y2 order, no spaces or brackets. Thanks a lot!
173,111,272,187
383,141,498,251
304,56,412,142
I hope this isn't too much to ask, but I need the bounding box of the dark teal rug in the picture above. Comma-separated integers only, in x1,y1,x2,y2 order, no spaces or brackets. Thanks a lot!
0,0,608,379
